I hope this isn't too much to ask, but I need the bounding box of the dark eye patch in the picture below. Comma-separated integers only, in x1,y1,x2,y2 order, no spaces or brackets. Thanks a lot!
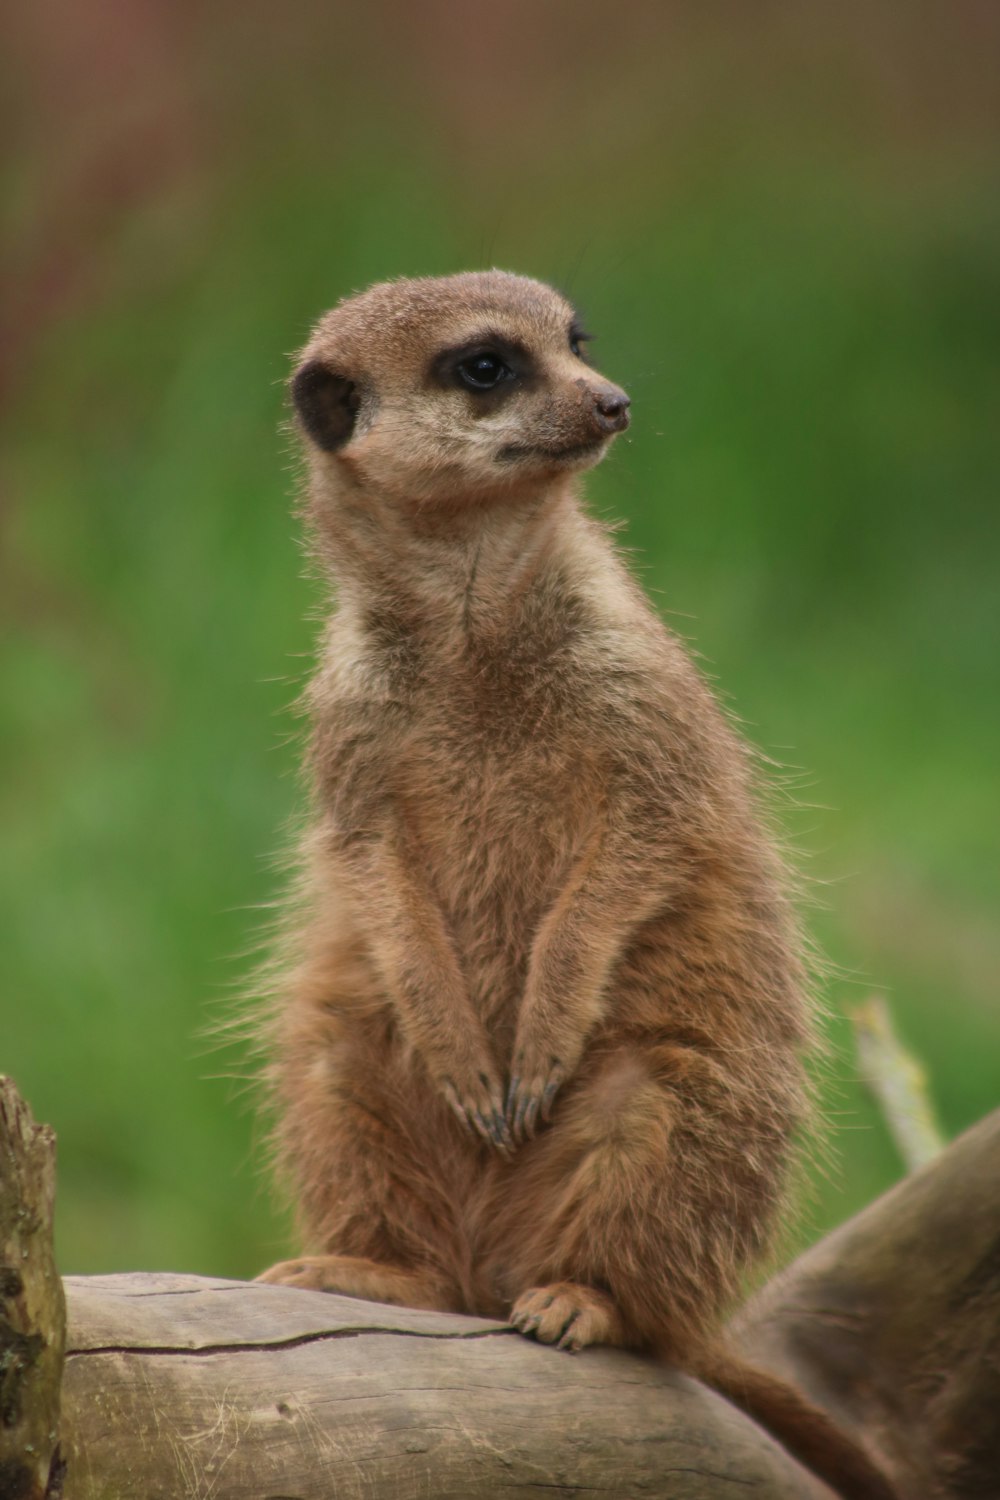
429,330,536,398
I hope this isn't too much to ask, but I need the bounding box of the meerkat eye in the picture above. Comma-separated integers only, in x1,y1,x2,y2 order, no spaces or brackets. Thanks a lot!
455,353,513,392
569,326,592,360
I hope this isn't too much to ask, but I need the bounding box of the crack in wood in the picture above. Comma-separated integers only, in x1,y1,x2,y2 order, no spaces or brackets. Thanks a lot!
65,1322,519,1360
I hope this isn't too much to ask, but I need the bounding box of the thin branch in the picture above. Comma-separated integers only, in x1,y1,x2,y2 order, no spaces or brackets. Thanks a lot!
851,994,945,1173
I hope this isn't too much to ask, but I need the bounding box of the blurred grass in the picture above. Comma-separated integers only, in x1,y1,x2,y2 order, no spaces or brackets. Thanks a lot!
2,13,999,1279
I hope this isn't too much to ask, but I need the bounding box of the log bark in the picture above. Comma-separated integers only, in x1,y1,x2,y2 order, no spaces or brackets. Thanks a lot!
0,1078,66,1500
3,1071,999,1499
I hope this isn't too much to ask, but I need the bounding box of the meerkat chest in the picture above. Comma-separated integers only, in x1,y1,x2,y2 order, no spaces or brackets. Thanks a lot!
403,669,602,897
319,616,655,919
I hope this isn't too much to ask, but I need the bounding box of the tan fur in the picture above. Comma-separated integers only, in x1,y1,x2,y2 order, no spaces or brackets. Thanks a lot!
255,272,895,1500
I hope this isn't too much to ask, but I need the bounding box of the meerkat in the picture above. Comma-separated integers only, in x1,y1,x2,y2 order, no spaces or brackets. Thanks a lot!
255,271,897,1500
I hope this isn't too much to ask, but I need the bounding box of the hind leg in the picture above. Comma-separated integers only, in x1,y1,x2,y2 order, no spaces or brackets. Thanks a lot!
261,1062,470,1315
263,954,474,1315
257,1253,457,1311
499,1050,667,1352
488,1040,792,1357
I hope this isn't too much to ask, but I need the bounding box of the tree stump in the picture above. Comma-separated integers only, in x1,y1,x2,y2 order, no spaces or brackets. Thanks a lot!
0,1078,65,1500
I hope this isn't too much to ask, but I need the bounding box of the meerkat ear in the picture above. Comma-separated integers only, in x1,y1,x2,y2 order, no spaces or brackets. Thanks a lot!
291,359,361,452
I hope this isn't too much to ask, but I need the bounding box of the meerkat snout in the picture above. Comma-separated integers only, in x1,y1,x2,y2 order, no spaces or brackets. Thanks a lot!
590,384,631,434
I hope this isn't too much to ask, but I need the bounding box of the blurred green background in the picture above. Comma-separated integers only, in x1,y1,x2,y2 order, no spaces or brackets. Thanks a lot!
3,1,998,1280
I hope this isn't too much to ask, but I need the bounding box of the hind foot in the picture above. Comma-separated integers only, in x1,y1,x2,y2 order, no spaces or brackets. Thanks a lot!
255,1253,458,1313
510,1281,627,1353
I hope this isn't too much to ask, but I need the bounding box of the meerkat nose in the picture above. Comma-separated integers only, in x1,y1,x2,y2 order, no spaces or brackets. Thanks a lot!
592,388,632,434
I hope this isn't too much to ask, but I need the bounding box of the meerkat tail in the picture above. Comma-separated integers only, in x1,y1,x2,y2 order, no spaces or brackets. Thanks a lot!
694,1347,898,1500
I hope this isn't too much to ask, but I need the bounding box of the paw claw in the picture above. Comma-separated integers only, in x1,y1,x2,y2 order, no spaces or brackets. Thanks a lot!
442,1075,512,1155
506,1057,568,1142
541,1077,562,1120
505,1076,520,1116
556,1313,581,1350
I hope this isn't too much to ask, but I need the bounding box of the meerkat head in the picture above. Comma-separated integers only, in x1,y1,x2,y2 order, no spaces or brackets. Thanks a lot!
290,271,630,510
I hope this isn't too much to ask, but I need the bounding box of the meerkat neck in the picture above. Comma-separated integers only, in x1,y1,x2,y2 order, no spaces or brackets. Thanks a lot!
309,471,597,635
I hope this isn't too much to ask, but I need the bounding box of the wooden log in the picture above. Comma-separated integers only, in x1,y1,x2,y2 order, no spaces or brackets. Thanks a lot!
4,1066,998,1499
59,1273,830,1498
0,1077,66,1500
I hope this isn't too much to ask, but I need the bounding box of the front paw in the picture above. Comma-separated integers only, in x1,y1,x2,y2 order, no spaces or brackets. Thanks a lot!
505,1053,569,1144
439,1066,513,1154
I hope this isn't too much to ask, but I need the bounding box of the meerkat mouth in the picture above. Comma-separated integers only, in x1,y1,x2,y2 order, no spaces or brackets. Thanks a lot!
496,437,608,466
